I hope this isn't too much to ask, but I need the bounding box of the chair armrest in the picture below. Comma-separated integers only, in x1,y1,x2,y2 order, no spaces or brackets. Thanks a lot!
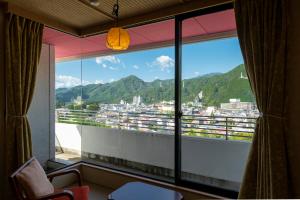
37,190,74,200
47,169,82,186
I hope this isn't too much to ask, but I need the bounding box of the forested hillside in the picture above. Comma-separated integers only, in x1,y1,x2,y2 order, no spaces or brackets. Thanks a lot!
56,64,255,107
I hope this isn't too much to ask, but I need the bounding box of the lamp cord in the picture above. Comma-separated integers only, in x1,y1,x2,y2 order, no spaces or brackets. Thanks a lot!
112,0,119,26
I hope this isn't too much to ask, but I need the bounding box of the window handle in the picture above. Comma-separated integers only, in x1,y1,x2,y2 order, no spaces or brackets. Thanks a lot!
178,111,183,118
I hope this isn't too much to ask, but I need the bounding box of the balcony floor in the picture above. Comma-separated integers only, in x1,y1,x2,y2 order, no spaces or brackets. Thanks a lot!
55,152,81,163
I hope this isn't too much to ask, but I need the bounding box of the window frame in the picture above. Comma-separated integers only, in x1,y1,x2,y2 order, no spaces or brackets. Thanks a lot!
174,2,238,198
54,2,239,198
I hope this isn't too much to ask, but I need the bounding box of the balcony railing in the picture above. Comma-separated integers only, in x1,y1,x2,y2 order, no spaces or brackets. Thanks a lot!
56,109,256,141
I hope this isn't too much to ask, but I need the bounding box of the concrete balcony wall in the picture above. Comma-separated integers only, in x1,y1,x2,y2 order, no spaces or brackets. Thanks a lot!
55,123,82,154
181,136,250,183
55,123,250,186
81,126,175,170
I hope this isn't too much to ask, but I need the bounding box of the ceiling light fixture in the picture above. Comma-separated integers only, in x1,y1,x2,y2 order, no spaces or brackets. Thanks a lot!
106,0,130,51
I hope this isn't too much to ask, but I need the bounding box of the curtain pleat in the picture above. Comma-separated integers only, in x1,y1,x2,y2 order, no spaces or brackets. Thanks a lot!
235,0,290,198
4,14,44,199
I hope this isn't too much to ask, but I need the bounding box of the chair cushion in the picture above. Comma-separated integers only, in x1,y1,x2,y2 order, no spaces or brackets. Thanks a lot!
16,158,54,199
54,186,90,200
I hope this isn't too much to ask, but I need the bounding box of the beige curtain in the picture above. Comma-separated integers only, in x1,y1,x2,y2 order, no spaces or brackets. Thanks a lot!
235,0,290,198
4,14,44,199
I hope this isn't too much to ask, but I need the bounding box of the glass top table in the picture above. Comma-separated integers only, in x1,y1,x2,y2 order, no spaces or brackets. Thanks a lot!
108,181,183,200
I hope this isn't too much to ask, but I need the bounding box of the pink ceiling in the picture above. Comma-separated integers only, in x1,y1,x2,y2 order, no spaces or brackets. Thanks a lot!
43,9,236,60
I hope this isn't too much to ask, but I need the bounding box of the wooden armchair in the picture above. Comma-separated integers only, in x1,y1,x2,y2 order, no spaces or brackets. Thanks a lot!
10,157,89,200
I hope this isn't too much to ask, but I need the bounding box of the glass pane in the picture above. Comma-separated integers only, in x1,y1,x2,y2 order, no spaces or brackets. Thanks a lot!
180,9,258,192
55,59,82,163
79,46,175,180
53,19,176,181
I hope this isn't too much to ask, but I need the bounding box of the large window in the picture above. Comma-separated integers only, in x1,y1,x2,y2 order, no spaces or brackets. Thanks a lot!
53,3,257,197
55,29,176,180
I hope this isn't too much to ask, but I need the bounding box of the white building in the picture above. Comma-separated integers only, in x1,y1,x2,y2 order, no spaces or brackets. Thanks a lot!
221,99,256,110
132,96,142,105
73,96,83,105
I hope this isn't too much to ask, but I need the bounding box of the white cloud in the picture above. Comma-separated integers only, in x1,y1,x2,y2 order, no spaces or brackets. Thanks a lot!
154,76,159,80
194,71,199,76
95,56,123,71
55,75,91,88
109,66,117,70
94,80,104,84
109,78,115,83
82,81,92,85
154,55,174,71
133,65,139,69
95,55,120,65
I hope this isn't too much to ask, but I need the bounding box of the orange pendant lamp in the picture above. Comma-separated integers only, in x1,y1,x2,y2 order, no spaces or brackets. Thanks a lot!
106,0,130,50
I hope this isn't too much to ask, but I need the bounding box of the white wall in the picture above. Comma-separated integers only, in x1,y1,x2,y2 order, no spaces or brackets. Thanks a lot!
55,123,250,187
28,43,55,166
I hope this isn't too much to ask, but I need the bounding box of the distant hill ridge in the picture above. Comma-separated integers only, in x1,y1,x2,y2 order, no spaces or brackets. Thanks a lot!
56,64,255,107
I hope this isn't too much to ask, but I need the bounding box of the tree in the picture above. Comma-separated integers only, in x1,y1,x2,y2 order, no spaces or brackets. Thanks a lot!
67,104,82,110
87,103,99,111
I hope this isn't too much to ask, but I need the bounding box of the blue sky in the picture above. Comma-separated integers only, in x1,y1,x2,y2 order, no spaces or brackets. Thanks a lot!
56,37,244,88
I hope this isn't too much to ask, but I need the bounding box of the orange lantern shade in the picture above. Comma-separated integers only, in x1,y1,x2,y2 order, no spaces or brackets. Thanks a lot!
106,27,130,50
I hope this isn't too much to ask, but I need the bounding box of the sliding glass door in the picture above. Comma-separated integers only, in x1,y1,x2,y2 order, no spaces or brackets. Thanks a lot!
174,3,257,197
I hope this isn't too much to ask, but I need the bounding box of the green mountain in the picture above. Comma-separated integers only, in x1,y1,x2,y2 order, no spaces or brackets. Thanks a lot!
56,64,255,107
